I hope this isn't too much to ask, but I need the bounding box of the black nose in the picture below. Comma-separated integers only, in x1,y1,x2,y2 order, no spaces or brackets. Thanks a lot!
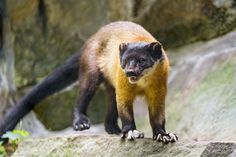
126,71,136,77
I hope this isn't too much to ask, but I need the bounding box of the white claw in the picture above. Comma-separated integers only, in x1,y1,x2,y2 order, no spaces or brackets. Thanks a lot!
132,130,140,138
127,131,134,140
74,125,79,130
163,136,168,142
156,134,162,141
127,130,144,140
79,124,84,129
168,133,177,141
154,132,178,142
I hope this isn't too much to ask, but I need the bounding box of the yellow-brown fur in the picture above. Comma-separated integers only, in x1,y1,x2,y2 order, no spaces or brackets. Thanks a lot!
79,21,170,137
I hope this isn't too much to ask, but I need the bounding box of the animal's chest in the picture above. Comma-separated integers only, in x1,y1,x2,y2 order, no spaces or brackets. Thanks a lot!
134,74,160,96
135,81,154,96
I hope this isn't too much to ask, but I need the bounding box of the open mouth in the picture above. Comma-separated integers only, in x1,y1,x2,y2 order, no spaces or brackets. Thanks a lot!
128,76,139,83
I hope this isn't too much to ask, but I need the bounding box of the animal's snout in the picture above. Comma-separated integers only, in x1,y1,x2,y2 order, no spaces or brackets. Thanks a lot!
126,70,137,77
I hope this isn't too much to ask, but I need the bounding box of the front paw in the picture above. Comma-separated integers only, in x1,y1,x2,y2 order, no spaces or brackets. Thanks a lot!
153,132,178,143
73,114,91,131
121,125,144,140
126,130,144,140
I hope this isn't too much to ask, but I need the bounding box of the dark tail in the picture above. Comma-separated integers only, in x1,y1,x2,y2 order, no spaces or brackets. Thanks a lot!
0,51,80,136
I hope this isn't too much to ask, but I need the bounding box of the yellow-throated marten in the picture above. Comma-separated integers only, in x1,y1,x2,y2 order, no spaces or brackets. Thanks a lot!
0,21,177,143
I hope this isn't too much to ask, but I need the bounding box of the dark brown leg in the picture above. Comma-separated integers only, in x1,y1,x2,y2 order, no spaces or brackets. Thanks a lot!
148,104,166,137
73,71,103,131
119,104,136,134
117,102,144,140
146,86,177,143
116,90,144,140
104,83,121,134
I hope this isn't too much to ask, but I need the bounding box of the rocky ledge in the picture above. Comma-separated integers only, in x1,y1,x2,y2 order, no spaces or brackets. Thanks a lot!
13,135,236,157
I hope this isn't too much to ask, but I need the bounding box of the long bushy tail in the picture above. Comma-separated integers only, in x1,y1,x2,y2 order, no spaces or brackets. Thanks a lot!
0,52,80,136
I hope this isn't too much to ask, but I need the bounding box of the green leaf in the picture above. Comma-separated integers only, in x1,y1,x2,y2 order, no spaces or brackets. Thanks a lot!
12,130,29,137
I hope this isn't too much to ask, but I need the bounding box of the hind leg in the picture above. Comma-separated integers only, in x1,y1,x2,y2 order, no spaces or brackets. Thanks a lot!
73,71,103,131
104,83,121,134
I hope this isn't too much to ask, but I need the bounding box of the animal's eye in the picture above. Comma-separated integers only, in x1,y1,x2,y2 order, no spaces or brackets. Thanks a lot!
139,58,146,64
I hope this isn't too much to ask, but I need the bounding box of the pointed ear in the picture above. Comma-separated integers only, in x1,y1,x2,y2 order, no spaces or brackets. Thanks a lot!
146,42,163,61
119,43,128,69
119,43,128,56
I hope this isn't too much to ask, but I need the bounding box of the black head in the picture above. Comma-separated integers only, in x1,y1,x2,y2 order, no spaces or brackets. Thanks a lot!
119,42,164,83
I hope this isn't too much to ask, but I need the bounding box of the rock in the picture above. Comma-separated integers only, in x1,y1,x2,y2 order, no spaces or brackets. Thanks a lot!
12,135,236,157
165,31,236,141
135,0,236,47
201,142,236,157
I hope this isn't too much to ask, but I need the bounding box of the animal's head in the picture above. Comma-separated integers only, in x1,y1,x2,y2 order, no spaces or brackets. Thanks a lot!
119,42,164,84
